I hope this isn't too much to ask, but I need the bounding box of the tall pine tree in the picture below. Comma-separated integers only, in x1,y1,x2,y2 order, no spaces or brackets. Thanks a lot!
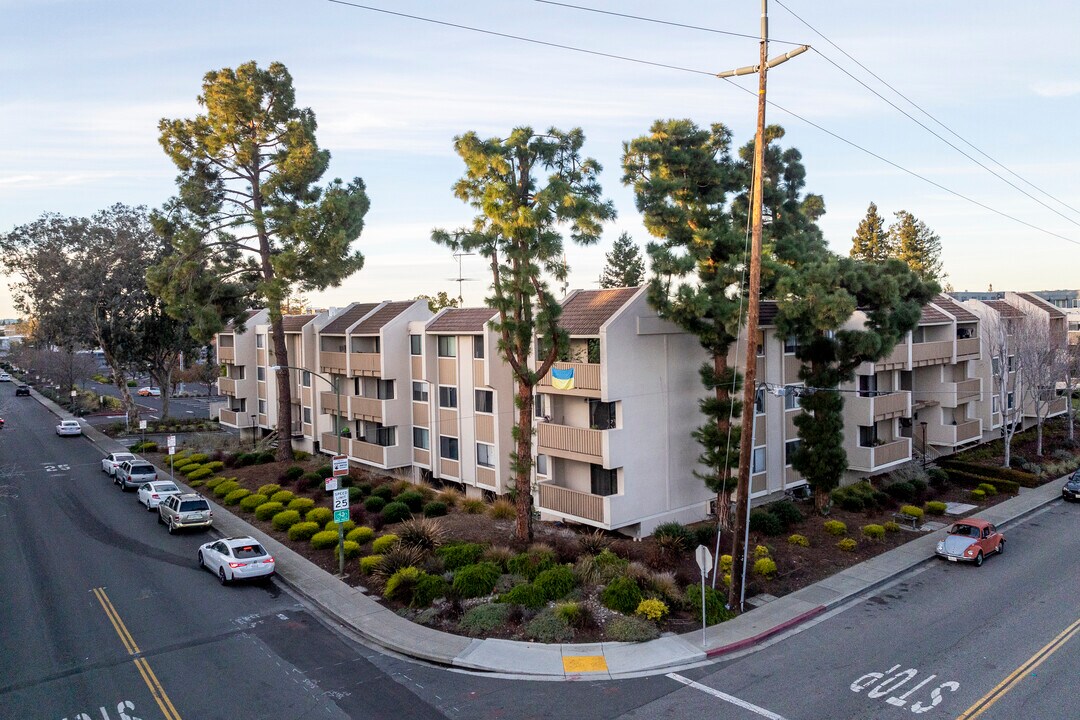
890,210,944,282
598,232,645,288
849,202,892,263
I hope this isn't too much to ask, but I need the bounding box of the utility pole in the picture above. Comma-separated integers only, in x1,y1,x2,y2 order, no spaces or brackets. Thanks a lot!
719,1,808,613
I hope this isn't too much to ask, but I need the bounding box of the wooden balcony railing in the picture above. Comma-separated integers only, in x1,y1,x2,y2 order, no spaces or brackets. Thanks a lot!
537,483,607,524
351,439,387,465
320,351,347,374
217,377,237,395
321,432,349,456
536,423,603,463
875,343,908,370
350,352,381,376
217,346,235,363
219,409,252,427
537,362,602,395
956,378,981,403
956,337,980,358
350,395,382,421
848,391,910,424
911,340,953,365
849,437,911,471
927,419,982,446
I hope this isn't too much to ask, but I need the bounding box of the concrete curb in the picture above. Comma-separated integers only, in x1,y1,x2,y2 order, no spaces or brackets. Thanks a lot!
704,605,827,658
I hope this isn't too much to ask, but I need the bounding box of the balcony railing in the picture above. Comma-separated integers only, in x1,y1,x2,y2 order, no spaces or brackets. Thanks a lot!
536,423,603,463
849,391,910,424
219,409,251,427
320,350,347,374
217,346,235,363
350,352,381,376
319,390,350,416
350,438,388,466
1047,396,1069,417
940,378,981,407
350,395,383,421
849,437,911,471
927,419,982,446
537,483,607,524
956,337,980,358
321,432,349,456
217,377,237,395
875,343,908,370
911,340,953,365
537,362,602,395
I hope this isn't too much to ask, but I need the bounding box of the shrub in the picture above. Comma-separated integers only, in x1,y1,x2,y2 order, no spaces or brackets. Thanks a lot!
315,464,333,479
422,501,448,518
753,557,777,578
507,549,557,580
483,546,516,571
489,499,516,520
353,481,372,497
272,510,301,530
835,493,865,512
384,567,423,602
452,562,502,598
371,484,394,501
462,499,487,514
899,505,924,521
883,521,901,532
652,522,693,554
823,520,847,536
188,467,213,481
928,467,949,487
186,453,209,464
287,497,315,513
212,480,239,497
685,585,735,625
372,544,426,581
837,538,858,552
372,534,400,554
381,501,412,524
294,450,311,461
359,555,383,574
270,490,295,504
749,509,783,536
601,576,643,614
924,501,947,516
909,479,928,496
282,466,305,483
306,507,334,526
862,524,886,541
437,543,486,571
240,494,268,512
176,462,202,475
299,472,322,490
255,502,284,521
223,488,251,506
524,610,574,643
310,531,339,550
346,526,375,545
340,540,361,559
554,601,590,628
939,459,1037,488
397,517,448,550
635,598,669,621
753,544,771,559
499,583,545,608
325,519,357,534
884,481,916,502
606,615,660,642
977,482,998,496
130,441,157,453
768,500,803,529
256,452,275,464
413,574,449,607
788,534,810,547
395,491,425,512
257,484,282,497
348,486,363,504
234,453,257,467
970,489,986,501
533,565,576,601
436,488,462,507
288,521,320,541
364,496,387,513
459,603,513,637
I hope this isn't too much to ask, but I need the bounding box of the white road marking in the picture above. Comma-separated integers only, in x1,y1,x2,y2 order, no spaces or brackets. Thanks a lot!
185,410,194,414
667,673,788,719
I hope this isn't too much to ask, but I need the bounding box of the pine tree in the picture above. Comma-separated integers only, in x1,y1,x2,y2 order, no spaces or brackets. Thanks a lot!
599,232,645,288
849,202,892,262
889,210,944,281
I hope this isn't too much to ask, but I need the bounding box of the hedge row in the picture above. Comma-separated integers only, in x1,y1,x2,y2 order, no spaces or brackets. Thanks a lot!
940,459,1037,488
942,468,1019,495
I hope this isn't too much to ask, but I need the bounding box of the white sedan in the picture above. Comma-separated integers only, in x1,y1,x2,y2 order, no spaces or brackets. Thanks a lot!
137,387,161,397
56,420,82,436
138,481,181,511
101,452,137,476
198,537,276,585
0,372,11,382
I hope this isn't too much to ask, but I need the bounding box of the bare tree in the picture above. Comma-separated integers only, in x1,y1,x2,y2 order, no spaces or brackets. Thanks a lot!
1016,317,1065,457
1062,341,1080,444
982,312,1023,468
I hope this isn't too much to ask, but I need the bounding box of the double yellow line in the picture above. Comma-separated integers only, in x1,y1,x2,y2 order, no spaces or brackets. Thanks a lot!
957,616,1080,719
92,587,182,720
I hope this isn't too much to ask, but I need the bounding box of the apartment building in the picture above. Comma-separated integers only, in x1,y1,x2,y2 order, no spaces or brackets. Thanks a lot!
215,309,267,432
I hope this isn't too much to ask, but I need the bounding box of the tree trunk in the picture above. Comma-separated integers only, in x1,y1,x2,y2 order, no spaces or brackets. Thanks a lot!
102,347,137,422
514,378,535,543
714,352,735,494
1036,413,1044,457
270,313,294,462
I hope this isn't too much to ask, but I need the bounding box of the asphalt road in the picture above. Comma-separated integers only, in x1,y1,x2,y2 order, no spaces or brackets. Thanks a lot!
80,377,218,422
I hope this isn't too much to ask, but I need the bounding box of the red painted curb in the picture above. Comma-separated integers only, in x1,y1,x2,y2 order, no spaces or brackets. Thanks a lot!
704,605,827,658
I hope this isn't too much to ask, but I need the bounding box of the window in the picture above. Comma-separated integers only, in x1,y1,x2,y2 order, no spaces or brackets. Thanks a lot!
258,399,267,415
437,335,457,357
755,387,765,414
991,357,1001,376
1007,392,1015,410
233,366,245,380
992,395,1000,414
1006,355,1015,372
536,454,548,476
752,446,766,474
587,338,601,364
785,439,801,466
473,336,485,359
413,427,429,450
256,334,265,349
302,371,311,387
256,367,265,381
375,426,396,447
588,399,617,429
858,425,877,447
756,330,765,357
475,389,493,413
412,382,428,402
377,379,395,400
590,465,618,496
440,436,459,460
302,407,311,424
784,335,799,354
438,386,458,408
857,375,877,398
410,334,422,355
477,443,495,468
534,394,546,418
784,387,801,411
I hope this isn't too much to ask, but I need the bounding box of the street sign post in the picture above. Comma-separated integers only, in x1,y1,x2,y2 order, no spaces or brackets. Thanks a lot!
324,477,338,492
139,420,147,430
695,545,714,645
333,488,350,576
332,455,349,477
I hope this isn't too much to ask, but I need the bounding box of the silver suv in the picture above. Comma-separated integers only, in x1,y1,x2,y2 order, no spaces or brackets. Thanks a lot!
115,460,158,491
158,493,213,534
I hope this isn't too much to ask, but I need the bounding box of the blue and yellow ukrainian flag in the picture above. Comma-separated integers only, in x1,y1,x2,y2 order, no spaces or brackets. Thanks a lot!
551,366,575,390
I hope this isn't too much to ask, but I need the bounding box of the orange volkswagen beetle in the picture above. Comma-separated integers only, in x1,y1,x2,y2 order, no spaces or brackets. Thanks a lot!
935,518,1004,567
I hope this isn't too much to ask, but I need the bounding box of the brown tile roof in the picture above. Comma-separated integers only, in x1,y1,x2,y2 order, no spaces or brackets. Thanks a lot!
426,307,498,334
918,303,951,325
984,300,1026,318
1017,292,1066,318
223,309,263,332
760,301,778,327
282,314,316,333
320,303,380,335
351,301,415,335
935,295,978,323
559,287,640,335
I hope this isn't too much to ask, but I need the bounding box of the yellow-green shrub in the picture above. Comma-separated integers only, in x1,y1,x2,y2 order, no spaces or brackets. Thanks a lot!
753,545,771,559
240,494,268,512
359,555,383,574
924,501,947,515
824,520,847,536
346,526,375,545
635,598,669,621
970,489,986,501
899,505,924,521
837,538,857,552
753,557,777,578
254,502,284,521
257,484,281,497
188,467,214,481
270,490,295,504
288,521,320,541
883,521,901,532
372,534,399,554
862,524,885,541
719,554,733,573
310,531,339,550
788,534,810,547
306,507,334,526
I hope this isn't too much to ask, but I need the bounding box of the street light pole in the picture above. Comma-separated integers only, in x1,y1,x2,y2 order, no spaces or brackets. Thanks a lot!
920,421,928,470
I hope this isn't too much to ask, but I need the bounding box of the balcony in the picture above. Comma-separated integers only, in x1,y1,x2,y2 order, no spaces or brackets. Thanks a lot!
848,437,911,472
219,409,252,427
537,482,608,524
927,419,982,446
321,432,350,457
537,362,602,397
911,340,953,366
848,391,910,424
217,377,237,396
217,345,235,363
1047,396,1069,417
320,351,347,374
350,352,381,377
956,337,980,359
942,378,981,407
319,390,350,416
349,395,383,422
350,438,387,466
875,343,908,371
536,423,604,464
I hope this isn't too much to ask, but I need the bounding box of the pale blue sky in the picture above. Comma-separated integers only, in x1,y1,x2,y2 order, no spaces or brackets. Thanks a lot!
3,1,1079,318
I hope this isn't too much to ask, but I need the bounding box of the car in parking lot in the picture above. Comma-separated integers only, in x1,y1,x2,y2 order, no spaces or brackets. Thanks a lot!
197,537,275,584
137,387,161,397
935,518,1004,566
56,420,82,436
115,459,157,490
0,372,11,382
15,384,30,396
158,493,213,534
101,452,137,477
1063,470,1080,501
138,480,181,511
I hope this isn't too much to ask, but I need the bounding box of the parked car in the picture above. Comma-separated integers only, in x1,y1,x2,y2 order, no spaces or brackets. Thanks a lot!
1063,470,1080,502
137,387,161,397
935,519,1004,566
115,460,158,491
101,452,137,477
138,481,181,511
197,537,275,584
0,372,11,382
15,384,30,396
56,420,82,436
158,493,213,534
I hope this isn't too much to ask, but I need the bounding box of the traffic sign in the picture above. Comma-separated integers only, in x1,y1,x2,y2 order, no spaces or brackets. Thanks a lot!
168,446,176,456
333,509,350,524
333,488,349,511
695,545,714,576
332,455,349,477
167,435,176,448
324,477,338,492
139,420,147,430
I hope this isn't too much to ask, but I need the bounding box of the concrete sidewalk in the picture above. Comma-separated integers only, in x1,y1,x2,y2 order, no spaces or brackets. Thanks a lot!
45,391,1068,679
